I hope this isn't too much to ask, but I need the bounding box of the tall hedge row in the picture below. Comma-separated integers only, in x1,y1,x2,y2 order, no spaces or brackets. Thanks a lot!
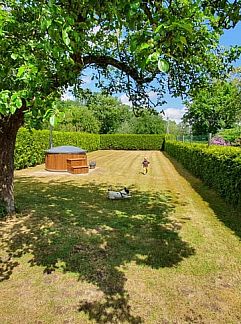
15,128,100,169
15,129,163,169
100,134,164,150
165,140,241,206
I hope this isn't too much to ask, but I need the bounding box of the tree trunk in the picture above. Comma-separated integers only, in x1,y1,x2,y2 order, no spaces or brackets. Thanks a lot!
0,110,24,214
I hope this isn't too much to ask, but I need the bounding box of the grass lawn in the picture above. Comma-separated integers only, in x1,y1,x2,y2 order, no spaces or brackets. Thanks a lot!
1,150,241,323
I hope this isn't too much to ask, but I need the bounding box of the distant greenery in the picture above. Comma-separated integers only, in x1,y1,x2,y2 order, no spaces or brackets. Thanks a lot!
116,111,165,134
38,93,171,135
183,79,241,135
78,92,132,134
52,100,100,134
218,127,241,143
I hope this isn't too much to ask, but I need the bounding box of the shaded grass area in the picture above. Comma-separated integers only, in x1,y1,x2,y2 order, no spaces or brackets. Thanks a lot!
165,153,241,240
0,177,194,323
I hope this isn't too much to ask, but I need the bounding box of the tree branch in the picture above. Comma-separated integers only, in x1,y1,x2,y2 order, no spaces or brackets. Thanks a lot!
140,1,156,26
72,54,156,85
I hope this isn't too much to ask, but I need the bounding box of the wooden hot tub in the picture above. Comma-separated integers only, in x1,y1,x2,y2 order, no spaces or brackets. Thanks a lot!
45,146,87,171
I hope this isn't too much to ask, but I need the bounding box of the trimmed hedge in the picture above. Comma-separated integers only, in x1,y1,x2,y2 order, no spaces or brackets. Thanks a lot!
15,130,163,170
100,134,165,150
15,128,100,169
165,140,241,207
14,128,164,169
15,129,50,169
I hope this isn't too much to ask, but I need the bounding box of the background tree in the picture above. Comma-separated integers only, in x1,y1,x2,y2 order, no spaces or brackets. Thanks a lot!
183,80,241,134
116,111,165,134
79,93,132,134
49,100,100,133
1,0,241,213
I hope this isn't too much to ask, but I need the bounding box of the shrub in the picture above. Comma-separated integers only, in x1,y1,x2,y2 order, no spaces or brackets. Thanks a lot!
15,130,164,170
15,128,49,169
218,128,241,143
100,134,165,150
165,140,241,207
211,136,230,146
232,137,241,147
52,131,100,152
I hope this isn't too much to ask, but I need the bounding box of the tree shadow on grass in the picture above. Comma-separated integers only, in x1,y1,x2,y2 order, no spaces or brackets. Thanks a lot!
165,153,241,240
0,177,195,323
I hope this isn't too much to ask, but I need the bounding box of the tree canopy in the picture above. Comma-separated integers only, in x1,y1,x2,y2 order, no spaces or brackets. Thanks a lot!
41,94,166,135
1,0,241,116
183,79,241,135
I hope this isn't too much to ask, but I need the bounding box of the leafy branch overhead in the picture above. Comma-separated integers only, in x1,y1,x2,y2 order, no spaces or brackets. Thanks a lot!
1,0,241,115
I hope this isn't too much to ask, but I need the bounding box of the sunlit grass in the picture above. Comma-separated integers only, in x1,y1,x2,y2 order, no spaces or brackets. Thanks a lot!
1,150,241,323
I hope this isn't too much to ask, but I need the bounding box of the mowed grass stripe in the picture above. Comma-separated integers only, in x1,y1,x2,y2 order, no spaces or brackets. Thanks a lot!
0,150,241,323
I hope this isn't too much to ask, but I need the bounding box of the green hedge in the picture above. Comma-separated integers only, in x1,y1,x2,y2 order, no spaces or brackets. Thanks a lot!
15,130,164,170
15,129,49,169
165,140,241,206
100,134,165,150
15,128,100,169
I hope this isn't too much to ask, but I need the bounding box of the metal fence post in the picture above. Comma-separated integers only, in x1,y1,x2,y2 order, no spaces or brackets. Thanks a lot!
208,133,212,146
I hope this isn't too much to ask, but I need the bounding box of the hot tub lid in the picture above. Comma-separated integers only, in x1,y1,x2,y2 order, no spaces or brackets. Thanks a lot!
46,146,86,154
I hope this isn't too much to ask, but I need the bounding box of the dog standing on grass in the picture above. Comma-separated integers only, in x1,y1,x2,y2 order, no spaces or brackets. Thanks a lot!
107,187,131,200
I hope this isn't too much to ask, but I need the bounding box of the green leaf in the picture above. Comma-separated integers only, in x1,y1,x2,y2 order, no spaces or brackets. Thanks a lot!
155,24,165,34
15,98,22,108
146,52,160,64
138,43,151,51
17,66,26,78
41,18,52,30
180,36,187,45
45,19,52,29
11,53,18,60
62,29,70,46
9,104,17,114
158,59,169,72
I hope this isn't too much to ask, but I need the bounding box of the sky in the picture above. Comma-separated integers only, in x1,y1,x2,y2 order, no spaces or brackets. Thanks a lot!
63,22,241,123
159,22,241,123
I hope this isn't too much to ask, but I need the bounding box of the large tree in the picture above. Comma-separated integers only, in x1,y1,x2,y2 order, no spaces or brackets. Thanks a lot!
45,100,101,133
80,93,132,134
183,79,241,134
116,111,166,134
1,0,241,213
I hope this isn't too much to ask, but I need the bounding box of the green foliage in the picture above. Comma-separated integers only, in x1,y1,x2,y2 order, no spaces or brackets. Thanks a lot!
15,128,100,169
116,112,165,134
183,80,241,134
52,131,100,152
15,129,165,170
165,141,241,206
1,0,241,119
74,92,166,135
50,100,101,133
77,93,132,134
100,134,164,150
218,127,241,143
15,128,50,169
